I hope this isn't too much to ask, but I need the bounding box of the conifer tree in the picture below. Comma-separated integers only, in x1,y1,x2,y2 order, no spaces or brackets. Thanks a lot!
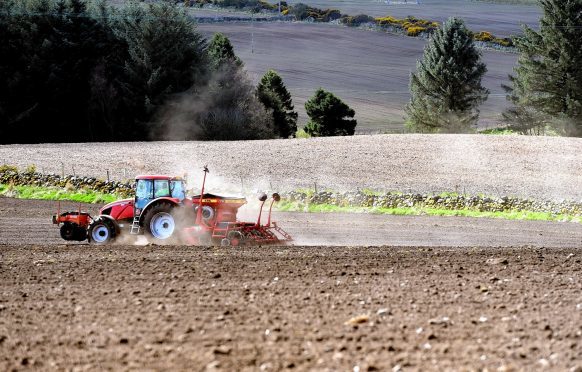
304,88,357,137
406,17,488,133
257,70,298,138
207,33,242,69
114,1,206,139
503,0,582,136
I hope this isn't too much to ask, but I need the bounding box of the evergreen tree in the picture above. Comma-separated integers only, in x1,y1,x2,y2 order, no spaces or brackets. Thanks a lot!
406,17,488,133
114,1,206,140
257,70,298,138
503,0,582,136
207,33,242,69
501,74,548,135
304,88,357,137
0,0,112,143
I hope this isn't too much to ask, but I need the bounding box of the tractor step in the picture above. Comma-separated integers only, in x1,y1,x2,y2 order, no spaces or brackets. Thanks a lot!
130,216,141,235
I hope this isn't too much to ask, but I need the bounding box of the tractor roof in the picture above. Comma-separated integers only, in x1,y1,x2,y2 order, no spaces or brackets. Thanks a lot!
135,175,184,181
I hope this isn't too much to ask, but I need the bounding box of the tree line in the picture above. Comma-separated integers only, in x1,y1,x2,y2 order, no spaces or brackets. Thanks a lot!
407,0,582,137
1,0,580,142
0,0,356,143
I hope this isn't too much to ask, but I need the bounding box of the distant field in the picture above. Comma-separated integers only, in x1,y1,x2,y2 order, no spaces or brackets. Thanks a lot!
198,22,517,132
284,0,540,36
473,0,538,4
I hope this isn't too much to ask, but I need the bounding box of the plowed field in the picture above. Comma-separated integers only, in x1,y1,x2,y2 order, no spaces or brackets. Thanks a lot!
1,198,581,370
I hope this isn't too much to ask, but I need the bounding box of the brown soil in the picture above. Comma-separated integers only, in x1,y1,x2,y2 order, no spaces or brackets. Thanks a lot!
1,199,581,370
1,244,581,371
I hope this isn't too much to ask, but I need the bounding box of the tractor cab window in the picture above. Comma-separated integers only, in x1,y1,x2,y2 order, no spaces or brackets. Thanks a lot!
170,180,186,201
154,180,170,198
136,179,153,199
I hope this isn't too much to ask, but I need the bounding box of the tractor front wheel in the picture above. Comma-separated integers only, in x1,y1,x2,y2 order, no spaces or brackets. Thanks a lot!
89,220,115,244
143,203,176,241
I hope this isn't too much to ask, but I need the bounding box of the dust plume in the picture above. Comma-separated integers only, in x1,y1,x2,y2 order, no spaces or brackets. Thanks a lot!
153,63,274,142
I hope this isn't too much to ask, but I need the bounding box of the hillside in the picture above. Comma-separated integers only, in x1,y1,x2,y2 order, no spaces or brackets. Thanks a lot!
1,134,581,201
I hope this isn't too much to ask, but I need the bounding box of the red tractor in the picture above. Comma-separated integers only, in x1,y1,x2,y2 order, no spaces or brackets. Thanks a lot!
52,167,292,246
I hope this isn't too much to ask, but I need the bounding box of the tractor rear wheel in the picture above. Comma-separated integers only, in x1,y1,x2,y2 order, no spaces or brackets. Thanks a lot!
89,220,115,244
143,203,176,241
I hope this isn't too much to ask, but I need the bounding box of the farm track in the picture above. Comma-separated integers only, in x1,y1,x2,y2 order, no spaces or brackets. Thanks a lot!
1,198,582,247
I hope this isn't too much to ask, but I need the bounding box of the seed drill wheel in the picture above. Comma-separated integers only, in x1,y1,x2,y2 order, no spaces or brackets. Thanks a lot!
143,203,176,241
89,220,115,244
227,231,244,246
60,223,76,241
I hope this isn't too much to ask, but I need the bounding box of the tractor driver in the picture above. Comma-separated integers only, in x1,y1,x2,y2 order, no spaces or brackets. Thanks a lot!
154,180,170,198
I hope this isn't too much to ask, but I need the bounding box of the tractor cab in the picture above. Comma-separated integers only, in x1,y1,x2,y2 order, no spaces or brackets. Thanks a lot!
134,175,186,217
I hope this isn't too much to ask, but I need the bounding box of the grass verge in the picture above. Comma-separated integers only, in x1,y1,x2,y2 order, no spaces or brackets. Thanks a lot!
276,201,581,223
0,184,118,204
2,184,580,223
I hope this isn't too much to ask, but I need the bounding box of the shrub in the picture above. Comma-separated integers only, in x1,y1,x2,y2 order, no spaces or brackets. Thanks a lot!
25,164,37,174
0,165,18,173
406,26,426,36
295,128,311,138
375,16,402,26
341,14,374,26
322,9,342,22
290,3,309,19
473,31,494,42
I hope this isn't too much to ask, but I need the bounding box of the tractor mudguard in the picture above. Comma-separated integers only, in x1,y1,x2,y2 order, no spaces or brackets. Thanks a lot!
94,215,121,235
137,197,180,224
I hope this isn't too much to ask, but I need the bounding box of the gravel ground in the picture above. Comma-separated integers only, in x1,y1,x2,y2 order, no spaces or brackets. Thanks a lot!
1,134,581,201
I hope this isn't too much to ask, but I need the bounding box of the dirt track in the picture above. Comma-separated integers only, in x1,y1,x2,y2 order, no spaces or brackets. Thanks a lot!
2,198,582,247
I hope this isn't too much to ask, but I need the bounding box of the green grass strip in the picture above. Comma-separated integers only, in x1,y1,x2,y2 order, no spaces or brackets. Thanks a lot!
276,201,581,223
2,183,580,223
0,184,118,204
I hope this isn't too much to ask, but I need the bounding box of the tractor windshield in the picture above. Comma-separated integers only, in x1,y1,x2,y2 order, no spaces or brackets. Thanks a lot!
170,180,186,200
135,179,154,211
136,179,153,199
